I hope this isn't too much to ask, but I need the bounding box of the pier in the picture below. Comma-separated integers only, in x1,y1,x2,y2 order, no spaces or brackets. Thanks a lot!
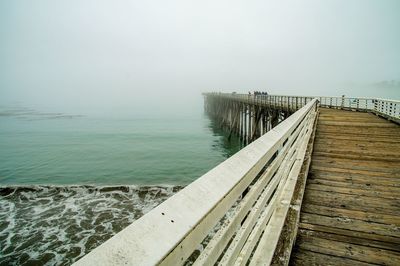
75,93,400,265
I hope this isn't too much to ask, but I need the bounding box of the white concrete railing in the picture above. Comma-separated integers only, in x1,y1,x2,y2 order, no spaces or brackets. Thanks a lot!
74,99,318,266
205,93,400,122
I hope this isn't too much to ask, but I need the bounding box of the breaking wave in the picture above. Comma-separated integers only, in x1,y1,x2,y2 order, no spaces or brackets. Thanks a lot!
0,185,183,265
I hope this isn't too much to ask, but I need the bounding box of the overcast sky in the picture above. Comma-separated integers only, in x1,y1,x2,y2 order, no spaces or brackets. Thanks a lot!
1,0,399,115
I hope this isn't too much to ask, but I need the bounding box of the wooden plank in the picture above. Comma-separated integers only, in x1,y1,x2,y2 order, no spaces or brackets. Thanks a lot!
317,115,399,124
310,157,400,173
312,152,400,162
309,172,400,187
290,249,375,266
312,155,400,165
314,133,400,143
303,190,400,215
318,110,373,116
314,141,400,152
316,117,389,123
317,126,399,132
316,118,391,124
317,121,397,127
316,127,400,136
306,183,398,200
310,166,400,179
295,234,400,265
306,178,400,194
318,110,372,116
301,204,400,226
317,123,400,130
317,115,393,120
315,133,400,141
298,224,400,252
317,113,387,119
313,147,400,155
313,144,400,153
314,132,400,140
314,137,400,145
300,212,400,240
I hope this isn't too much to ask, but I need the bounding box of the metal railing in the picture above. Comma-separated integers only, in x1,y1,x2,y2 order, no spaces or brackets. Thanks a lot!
74,99,318,266
205,93,400,122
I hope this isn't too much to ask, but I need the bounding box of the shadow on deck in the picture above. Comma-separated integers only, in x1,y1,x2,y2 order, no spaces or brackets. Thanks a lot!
290,108,400,265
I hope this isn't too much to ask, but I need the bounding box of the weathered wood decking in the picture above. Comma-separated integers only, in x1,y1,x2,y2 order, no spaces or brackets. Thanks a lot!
290,108,400,265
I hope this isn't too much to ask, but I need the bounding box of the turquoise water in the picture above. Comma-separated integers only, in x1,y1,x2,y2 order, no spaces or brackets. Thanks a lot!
0,105,243,265
0,107,242,186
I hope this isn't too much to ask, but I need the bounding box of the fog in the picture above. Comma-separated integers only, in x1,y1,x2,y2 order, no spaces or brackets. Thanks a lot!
1,0,399,116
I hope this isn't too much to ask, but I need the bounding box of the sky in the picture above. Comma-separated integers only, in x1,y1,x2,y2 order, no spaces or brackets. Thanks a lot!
0,0,399,116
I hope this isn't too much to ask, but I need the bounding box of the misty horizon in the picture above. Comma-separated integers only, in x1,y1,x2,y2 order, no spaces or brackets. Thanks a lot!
1,0,400,115
1,1,400,265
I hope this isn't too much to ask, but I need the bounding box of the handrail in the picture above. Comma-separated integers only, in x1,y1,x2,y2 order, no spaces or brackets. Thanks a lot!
74,99,318,265
204,92,400,122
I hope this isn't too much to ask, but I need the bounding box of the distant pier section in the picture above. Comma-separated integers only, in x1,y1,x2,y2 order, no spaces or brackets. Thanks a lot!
75,93,400,266
203,92,399,143
203,93,314,143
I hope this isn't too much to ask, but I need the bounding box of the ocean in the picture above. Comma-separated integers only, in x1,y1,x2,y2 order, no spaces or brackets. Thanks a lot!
0,106,243,265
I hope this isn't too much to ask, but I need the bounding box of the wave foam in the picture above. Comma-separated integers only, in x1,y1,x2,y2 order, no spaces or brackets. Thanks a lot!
0,185,182,265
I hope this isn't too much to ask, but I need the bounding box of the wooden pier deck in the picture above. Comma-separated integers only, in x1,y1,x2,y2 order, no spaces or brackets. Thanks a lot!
290,108,400,265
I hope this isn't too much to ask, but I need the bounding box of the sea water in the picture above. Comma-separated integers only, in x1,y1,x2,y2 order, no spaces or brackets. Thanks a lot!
0,106,243,265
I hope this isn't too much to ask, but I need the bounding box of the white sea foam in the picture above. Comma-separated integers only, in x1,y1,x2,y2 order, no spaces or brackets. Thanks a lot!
0,185,182,265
